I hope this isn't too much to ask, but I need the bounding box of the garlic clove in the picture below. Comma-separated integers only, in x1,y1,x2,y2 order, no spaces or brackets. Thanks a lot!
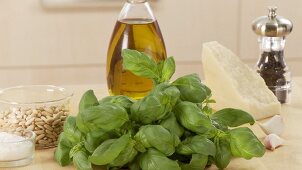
264,134,284,151
259,115,284,136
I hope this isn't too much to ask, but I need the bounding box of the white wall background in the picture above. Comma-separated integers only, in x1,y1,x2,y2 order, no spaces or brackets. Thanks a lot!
0,0,301,87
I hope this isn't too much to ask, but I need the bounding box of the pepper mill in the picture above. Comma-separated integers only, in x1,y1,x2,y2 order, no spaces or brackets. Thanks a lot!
252,7,293,104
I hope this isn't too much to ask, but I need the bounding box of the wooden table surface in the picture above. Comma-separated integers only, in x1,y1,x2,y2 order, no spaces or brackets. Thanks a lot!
4,77,302,170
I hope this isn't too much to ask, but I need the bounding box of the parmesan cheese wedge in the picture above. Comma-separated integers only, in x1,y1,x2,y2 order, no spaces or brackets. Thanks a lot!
202,41,281,120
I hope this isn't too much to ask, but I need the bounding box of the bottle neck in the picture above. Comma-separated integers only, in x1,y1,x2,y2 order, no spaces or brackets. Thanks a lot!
119,0,155,22
127,0,147,3
258,36,286,52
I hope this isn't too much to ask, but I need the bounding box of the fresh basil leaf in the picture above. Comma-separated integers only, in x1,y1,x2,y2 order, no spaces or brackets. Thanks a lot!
109,139,138,167
134,125,179,156
180,154,208,170
176,135,216,156
214,137,232,169
69,143,92,170
182,130,195,139
122,49,160,81
157,60,165,76
131,84,180,124
160,112,184,137
229,127,265,159
201,105,214,116
148,82,170,95
89,134,130,165
76,113,90,133
70,142,85,159
174,101,216,135
161,57,175,82
54,133,73,166
139,148,181,170
207,156,215,167
99,95,134,113
128,155,141,170
172,74,211,103
211,119,228,132
133,140,147,153
84,130,119,153
169,153,191,163
64,116,83,145
77,103,129,133
73,150,92,170
204,99,216,104
211,108,255,127
79,90,99,112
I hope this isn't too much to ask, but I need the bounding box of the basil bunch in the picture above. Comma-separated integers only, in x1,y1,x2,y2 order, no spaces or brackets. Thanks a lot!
54,50,265,170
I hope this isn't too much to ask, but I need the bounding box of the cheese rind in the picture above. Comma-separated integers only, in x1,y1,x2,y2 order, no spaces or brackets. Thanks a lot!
202,41,281,120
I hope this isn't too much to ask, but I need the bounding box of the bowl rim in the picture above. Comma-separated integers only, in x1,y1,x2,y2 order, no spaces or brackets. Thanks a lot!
0,85,73,105
0,130,36,144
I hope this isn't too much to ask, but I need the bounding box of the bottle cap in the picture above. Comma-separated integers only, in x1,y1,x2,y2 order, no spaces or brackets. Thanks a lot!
252,7,293,37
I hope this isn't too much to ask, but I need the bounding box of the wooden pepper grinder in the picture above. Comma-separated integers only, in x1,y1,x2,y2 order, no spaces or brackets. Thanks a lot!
252,7,293,104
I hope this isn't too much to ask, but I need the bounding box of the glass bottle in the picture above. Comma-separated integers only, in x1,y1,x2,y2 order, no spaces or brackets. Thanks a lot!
252,7,293,104
106,0,167,99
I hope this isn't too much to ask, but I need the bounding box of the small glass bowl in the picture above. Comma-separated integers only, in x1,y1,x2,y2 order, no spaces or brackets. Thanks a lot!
0,85,73,149
0,129,35,167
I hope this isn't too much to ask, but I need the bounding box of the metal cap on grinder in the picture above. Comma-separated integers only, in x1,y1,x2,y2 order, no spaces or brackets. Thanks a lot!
252,7,293,37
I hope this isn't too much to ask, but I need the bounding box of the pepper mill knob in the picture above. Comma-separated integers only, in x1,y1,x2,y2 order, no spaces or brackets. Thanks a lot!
268,6,277,18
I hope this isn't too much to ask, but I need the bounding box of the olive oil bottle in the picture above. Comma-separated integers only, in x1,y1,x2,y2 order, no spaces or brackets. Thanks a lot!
107,0,166,99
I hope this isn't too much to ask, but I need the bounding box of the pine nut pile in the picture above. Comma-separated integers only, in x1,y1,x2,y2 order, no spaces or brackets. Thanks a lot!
0,105,69,149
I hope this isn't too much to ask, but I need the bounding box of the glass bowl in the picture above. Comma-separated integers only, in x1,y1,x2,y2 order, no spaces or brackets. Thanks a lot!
0,129,35,167
0,85,73,149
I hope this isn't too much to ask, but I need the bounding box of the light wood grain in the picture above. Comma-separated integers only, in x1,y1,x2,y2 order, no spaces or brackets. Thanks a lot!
3,77,301,170
0,62,204,88
2,58,301,87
